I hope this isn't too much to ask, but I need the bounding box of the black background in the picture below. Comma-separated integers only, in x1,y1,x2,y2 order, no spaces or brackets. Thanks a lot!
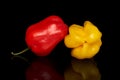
1,1,118,80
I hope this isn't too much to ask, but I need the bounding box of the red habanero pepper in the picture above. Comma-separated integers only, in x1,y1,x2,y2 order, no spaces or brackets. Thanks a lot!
11,15,68,56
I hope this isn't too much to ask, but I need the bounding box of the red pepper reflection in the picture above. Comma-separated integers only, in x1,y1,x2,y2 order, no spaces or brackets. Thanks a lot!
26,57,64,80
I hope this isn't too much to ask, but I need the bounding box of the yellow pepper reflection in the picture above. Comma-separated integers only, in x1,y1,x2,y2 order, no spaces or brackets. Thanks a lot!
64,21,102,59
64,58,101,80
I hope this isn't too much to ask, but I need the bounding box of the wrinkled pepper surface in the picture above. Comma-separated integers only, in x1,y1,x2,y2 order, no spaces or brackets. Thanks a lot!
25,15,68,56
64,21,102,59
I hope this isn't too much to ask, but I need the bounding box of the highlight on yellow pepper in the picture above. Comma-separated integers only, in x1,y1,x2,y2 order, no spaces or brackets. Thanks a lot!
64,21,102,59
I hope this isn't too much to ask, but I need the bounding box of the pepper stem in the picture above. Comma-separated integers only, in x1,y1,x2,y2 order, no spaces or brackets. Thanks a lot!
11,48,29,56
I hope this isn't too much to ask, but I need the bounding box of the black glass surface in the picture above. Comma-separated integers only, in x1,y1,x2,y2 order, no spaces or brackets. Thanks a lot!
1,2,117,80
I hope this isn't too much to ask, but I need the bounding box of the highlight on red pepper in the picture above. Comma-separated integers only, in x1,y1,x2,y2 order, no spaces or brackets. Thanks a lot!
11,15,68,56
64,21,102,59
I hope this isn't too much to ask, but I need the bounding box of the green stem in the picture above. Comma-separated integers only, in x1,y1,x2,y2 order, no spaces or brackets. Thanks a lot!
11,48,29,56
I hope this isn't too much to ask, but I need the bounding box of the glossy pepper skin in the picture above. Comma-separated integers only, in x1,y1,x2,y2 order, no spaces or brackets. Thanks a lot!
25,15,68,56
64,21,102,59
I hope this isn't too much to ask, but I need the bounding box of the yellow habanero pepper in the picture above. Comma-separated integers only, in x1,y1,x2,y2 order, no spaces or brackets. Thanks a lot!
64,21,102,59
